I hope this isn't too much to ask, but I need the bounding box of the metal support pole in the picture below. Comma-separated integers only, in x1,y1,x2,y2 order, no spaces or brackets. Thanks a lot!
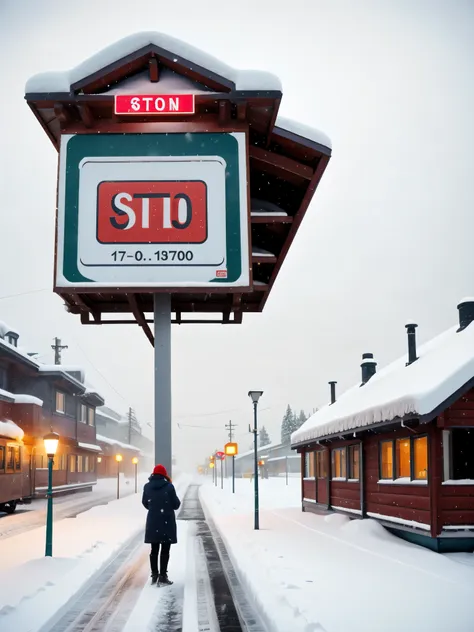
253,401,259,530
232,455,235,494
286,455,288,486
221,458,224,489
154,294,172,476
134,463,138,494
117,462,120,500
45,456,53,557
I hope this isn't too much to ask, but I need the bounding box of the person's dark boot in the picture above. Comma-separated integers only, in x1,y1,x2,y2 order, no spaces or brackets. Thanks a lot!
158,574,173,586
151,574,158,585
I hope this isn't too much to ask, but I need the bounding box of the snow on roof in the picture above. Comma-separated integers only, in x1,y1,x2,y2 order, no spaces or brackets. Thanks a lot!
96,434,141,454
0,337,38,365
0,322,19,338
235,440,285,460
0,387,43,406
96,406,122,423
0,420,24,440
38,365,85,383
77,441,102,453
292,321,474,446
275,115,332,150
25,31,282,94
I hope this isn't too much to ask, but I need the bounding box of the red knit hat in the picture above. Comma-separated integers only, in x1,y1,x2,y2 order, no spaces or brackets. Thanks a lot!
153,464,168,477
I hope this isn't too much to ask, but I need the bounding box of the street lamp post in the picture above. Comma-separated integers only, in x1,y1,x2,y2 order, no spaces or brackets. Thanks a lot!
43,431,59,557
115,454,123,499
132,457,139,493
248,391,263,530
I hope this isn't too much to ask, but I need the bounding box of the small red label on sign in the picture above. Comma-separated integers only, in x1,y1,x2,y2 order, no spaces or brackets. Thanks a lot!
216,270,227,278
114,94,195,115
96,180,207,244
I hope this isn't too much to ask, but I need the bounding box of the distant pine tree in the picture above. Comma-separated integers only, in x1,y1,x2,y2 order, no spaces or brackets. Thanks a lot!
259,426,271,447
281,405,294,444
296,410,307,430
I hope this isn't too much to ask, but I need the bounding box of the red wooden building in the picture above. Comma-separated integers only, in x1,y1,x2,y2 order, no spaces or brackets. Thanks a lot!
292,299,474,552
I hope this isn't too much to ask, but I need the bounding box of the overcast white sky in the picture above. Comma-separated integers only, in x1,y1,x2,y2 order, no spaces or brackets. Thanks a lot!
0,0,473,470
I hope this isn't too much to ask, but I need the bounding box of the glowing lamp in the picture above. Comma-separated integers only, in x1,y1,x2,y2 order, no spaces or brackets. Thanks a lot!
115,454,123,462
43,432,59,457
132,457,139,465
225,442,238,456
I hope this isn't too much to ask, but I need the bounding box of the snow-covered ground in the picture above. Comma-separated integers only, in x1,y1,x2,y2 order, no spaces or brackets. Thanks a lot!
0,474,188,632
0,475,143,539
200,476,474,632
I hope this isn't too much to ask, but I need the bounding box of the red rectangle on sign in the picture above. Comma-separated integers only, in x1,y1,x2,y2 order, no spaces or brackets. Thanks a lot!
96,180,207,244
114,94,195,115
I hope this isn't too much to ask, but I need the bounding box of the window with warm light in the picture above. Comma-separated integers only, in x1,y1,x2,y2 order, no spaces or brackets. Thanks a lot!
56,391,66,414
348,445,360,480
0,446,5,471
316,451,327,478
331,448,346,479
304,452,315,478
396,438,411,478
6,447,14,471
69,455,76,473
14,447,21,471
380,441,394,479
77,456,83,473
414,436,428,480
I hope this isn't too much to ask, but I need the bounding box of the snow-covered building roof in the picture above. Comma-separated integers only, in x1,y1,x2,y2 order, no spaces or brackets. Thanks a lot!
0,420,25,440
0,321,19,339
292,305,474,446
96,434,142,454
25,31,282,94
0,387,43,406
275,115,332,151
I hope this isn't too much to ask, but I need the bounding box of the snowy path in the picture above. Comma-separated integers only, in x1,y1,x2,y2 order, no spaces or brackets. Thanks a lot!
121,483,265,632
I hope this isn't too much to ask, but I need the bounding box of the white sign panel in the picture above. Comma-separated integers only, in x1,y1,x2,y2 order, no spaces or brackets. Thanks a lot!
56,132,249,289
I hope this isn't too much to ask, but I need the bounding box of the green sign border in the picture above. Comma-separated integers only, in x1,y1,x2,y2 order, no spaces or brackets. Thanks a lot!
61,133,244,284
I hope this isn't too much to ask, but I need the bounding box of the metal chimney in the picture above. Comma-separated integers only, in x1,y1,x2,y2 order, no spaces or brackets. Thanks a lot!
329,381,337,404
457,298,474,332
361,353,377,385
405,322,418,365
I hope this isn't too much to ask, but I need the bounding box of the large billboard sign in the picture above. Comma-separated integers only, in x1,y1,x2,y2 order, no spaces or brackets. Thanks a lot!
56,132,249,289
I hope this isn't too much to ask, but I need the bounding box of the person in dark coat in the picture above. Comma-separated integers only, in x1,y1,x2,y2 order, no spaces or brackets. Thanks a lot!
142,464,181,585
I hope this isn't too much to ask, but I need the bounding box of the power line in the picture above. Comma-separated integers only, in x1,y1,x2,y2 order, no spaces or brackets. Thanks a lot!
174,406,271,420
68,334,128,404
0,288,49,301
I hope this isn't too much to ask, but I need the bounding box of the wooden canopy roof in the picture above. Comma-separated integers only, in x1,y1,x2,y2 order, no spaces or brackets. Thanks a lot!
25,34,331,342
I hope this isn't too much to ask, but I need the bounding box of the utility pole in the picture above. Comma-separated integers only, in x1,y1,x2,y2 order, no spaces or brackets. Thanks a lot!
128,407,132,445
225,420,237,442
51,338,68,365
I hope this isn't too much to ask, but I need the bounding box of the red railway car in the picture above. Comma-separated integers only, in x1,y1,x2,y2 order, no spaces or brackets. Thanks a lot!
0,434,33,514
